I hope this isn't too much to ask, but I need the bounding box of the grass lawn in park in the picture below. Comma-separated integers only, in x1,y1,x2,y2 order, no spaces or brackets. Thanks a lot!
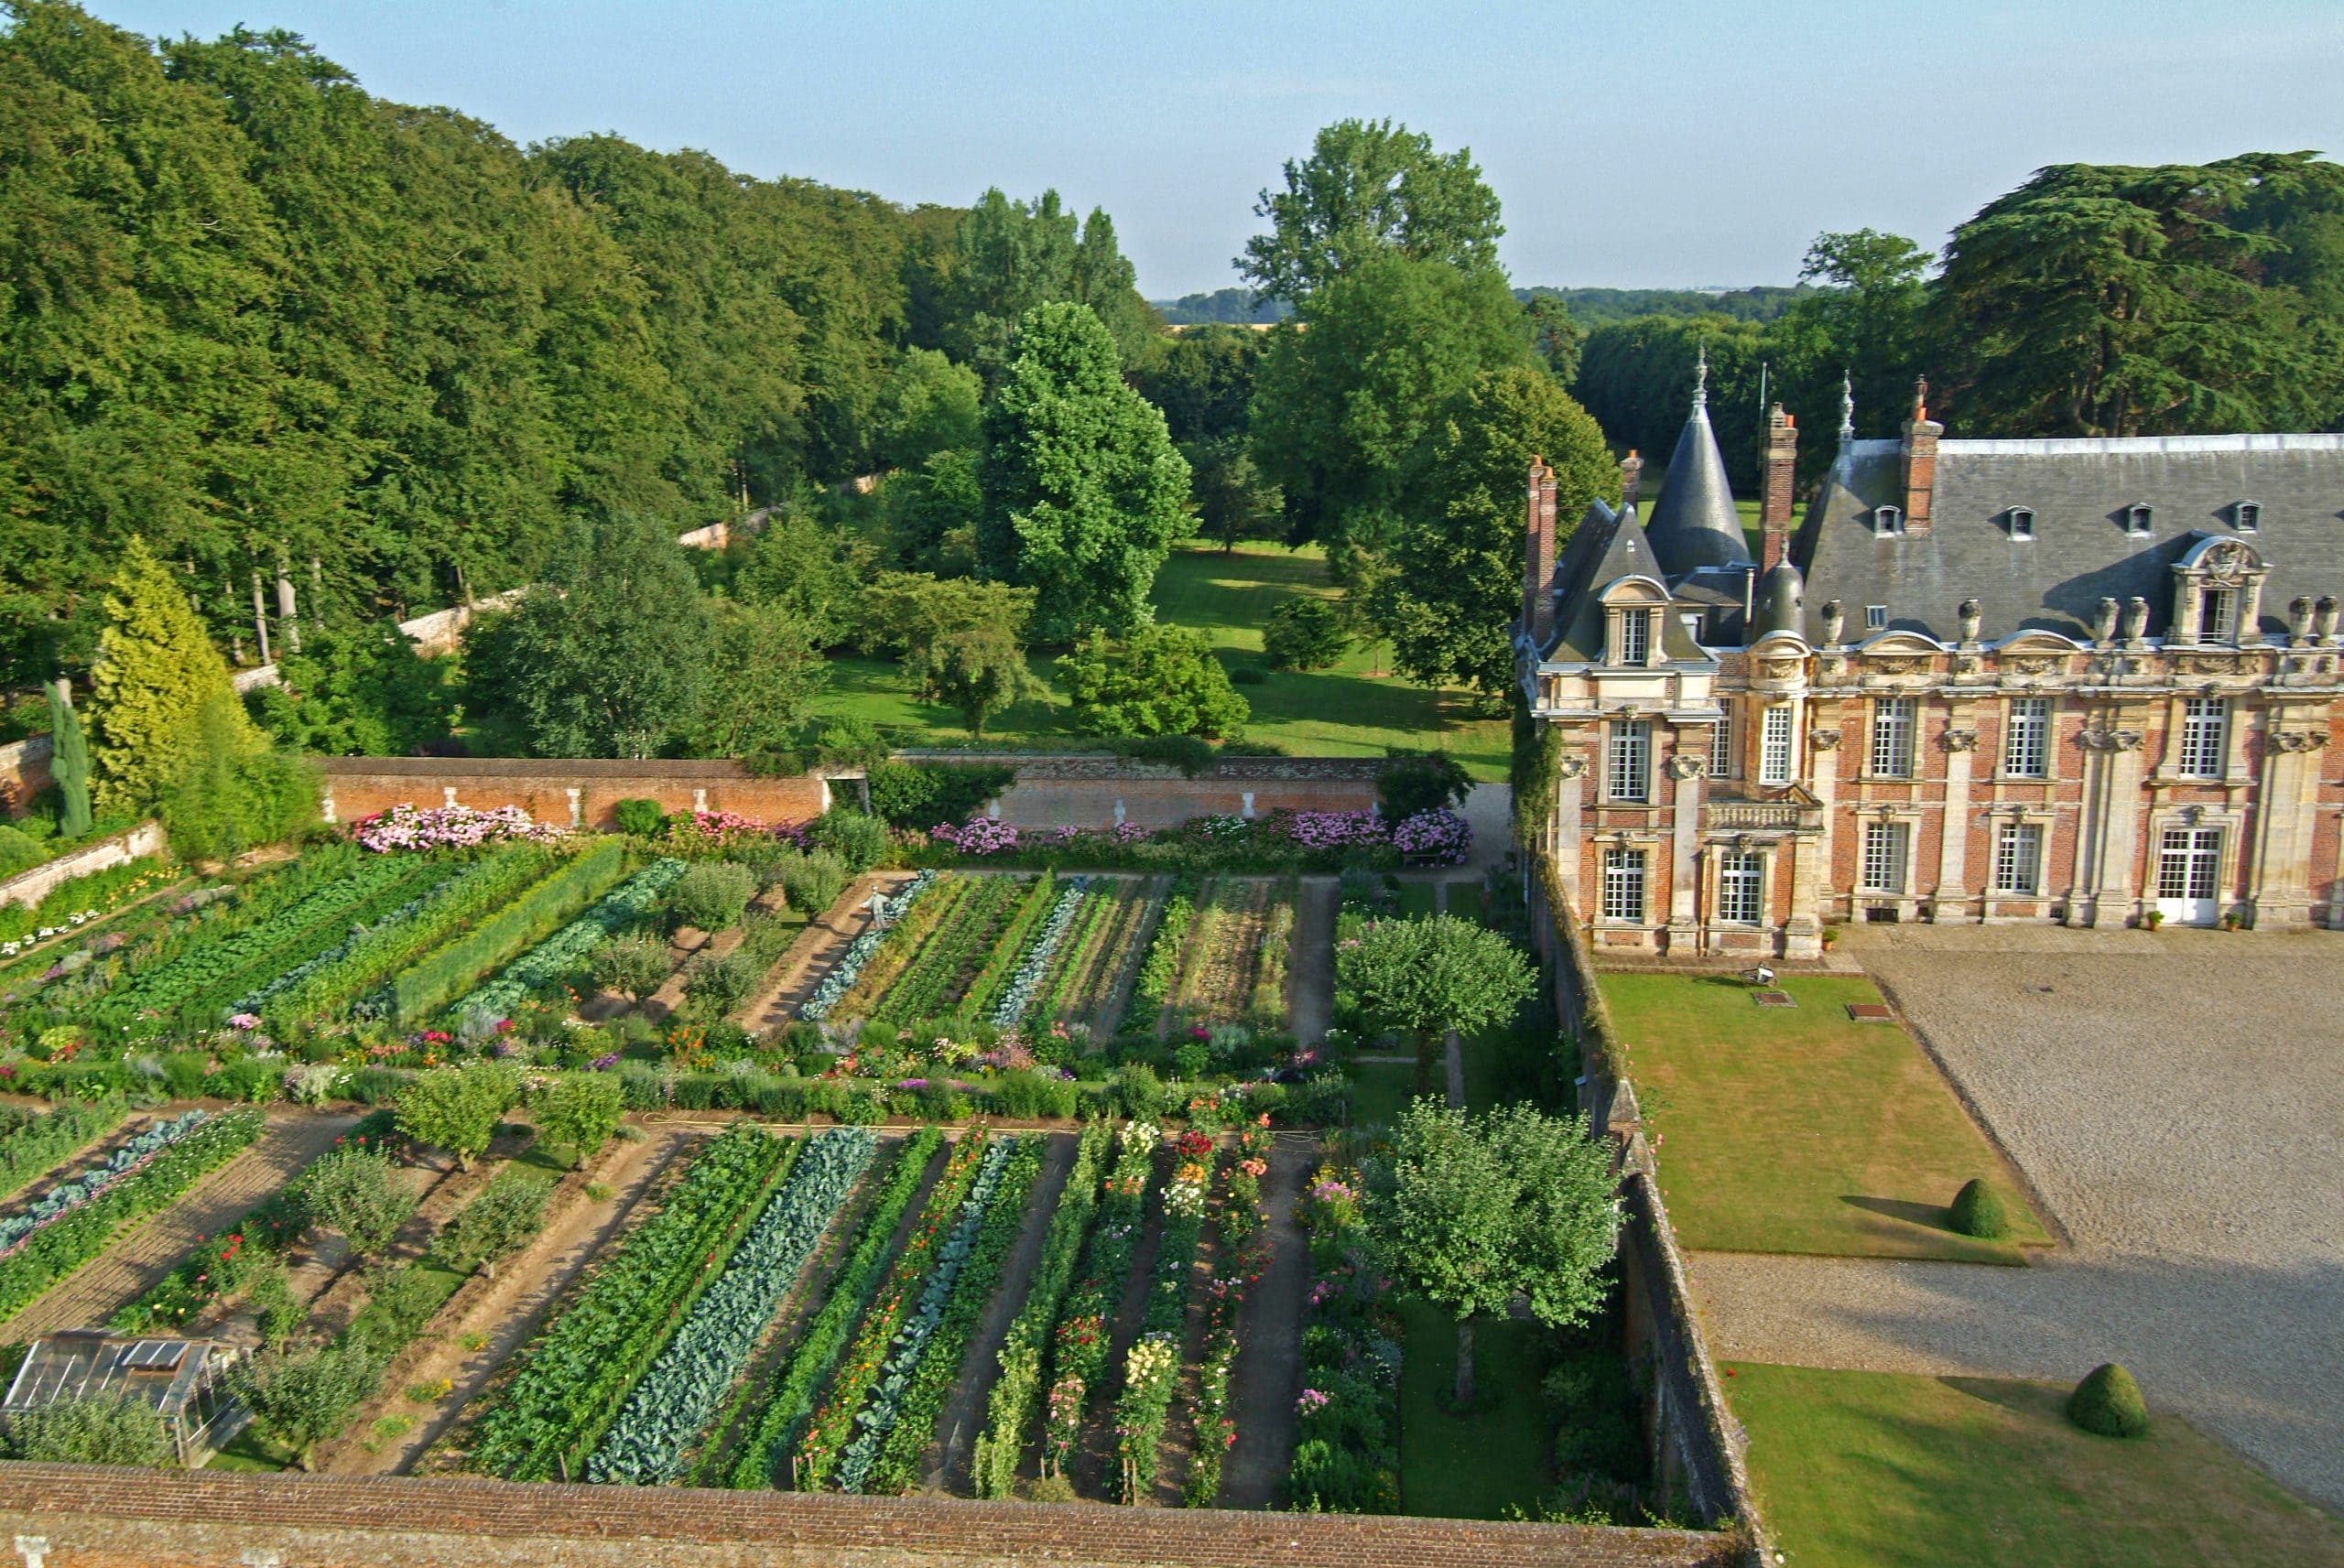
817,544,1511,777
1731,1363,2344,1568
1396,1297,1550,1519
1601,972,2049,1262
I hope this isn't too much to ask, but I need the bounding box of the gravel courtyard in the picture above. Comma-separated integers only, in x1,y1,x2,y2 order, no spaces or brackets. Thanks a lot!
1688,925,2344,1513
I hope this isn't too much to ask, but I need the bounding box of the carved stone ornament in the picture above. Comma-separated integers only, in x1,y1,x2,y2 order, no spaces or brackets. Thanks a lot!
2078,727,2144,752
2003,656,2059,676
2273,730,2330,753
2175,654,2245,677
2201,540,2251,584
1555,755,1589,779
1809,729,1843,752
1938,729,1980,753
1868,655,1932,676
1666,753,1707,780
1762,659,1802,680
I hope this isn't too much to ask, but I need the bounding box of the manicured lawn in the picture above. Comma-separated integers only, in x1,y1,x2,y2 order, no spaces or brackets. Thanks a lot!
1396,1298,1549,1519
817,544,1511,777
1602,972,2048,1262
1731,1363,2344,1568
1391,880,1441,919
206,1424,292,1472
1348,1060,1420,1130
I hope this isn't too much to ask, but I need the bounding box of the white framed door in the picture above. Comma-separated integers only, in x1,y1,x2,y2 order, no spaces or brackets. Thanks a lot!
2155,827,2221,925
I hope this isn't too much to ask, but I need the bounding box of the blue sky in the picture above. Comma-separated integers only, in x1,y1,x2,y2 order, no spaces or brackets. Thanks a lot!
86,0,2344,296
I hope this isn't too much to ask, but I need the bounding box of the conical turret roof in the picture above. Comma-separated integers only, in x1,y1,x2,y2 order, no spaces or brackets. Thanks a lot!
1644,351,1753,577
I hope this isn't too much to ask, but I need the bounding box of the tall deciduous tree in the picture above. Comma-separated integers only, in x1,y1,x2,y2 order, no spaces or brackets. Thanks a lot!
467,513,711,759
1057,625,1249,739
872,348,982,470
947,190,1159,373
394,1062,520,1171
1251,254,1529,572
1371,1100,1620,1407
688,601,826,760
89,538,266,812
979,303,1192,642
1335,913,1534,1083
1381,367,1618,702
1239,118,1504,305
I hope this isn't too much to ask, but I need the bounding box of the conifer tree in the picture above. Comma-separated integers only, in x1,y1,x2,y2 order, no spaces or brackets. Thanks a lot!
45,678,93,836
89,538,264,812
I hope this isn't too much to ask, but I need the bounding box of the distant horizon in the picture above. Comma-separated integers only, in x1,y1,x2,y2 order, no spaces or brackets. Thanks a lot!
73,0,2344,297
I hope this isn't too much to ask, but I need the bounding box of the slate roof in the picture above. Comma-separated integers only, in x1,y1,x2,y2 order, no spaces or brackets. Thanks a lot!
1539,501,1709,664
1644,400,1753,577
1790,433,2344,642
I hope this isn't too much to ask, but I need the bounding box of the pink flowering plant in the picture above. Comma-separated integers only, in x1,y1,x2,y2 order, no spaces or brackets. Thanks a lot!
352,803,567,852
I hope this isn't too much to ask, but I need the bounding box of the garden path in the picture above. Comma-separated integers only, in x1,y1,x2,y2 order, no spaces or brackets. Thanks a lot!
1219,1132,1311,1509
4,1107,357,1341
1460,783,1513,875
1286,876,1336,1046
929,1130,1078,1492
334,1123,690,1476
736,871,914,1034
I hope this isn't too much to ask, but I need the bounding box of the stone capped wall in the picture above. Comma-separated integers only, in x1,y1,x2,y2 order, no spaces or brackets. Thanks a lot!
900,751,1384,830
0,822,167,910
316,757,831,831
0,1464,1743,1568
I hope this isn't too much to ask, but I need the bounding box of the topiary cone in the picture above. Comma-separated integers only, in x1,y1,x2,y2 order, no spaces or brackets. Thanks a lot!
1948,1177,2009,1238
2068,1363,2149,1437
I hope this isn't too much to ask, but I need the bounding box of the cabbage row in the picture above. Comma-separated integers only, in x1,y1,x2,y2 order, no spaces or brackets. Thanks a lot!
590,1127,877,1484
453,858,688,1022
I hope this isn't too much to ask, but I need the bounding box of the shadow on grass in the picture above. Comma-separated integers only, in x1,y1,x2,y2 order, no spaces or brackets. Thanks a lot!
1839,1195,1958,1232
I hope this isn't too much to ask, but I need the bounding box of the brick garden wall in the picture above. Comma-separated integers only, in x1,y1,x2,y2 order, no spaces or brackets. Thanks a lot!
899,751,1384,830
316,758,832,832
0,733,52,813
0,1465,1742,1568
0,822,167,911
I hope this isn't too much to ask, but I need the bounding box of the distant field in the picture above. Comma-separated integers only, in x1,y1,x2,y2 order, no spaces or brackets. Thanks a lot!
819,544,1511,778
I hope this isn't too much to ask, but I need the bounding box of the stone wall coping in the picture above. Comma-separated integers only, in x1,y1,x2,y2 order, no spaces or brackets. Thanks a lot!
0,821,166,911
0,1464,1742,1567
892,748,1389,782
317,757,808,781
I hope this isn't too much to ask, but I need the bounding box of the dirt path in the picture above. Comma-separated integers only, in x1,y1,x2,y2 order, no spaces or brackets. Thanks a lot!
1433,881,1465,1107
1286,876,1336,1046
738,871,912,1035
1221,1134,1311,1509
929,1130,1077,1492
332,1125,690,1476
4,1108,357,1341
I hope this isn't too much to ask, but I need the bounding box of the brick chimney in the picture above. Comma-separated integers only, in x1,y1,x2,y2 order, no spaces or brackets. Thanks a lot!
1523,456,1559,643
1900,376,1943,535
1619,449,1643,510
1760,405,1798,571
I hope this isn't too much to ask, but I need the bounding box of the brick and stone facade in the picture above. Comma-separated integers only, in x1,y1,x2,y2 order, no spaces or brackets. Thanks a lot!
1522,380,2344,954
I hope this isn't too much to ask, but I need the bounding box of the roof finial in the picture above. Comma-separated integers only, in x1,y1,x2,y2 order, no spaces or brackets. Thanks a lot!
1839,370,1855,447
1693,341,1709,413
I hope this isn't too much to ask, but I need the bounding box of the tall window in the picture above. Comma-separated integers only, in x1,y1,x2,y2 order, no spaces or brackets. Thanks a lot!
1861,821,1910,892
1710,708,1734,779
2199,588,2237,642
1618,609,1648,665
2002,697,2050,778
1718,851,1763,923
2178,697,2228,778
1608,720,1651,802
1993,822,2043,894
1601,848,1647,922
1870,697,1915,777
1758,706,1794,785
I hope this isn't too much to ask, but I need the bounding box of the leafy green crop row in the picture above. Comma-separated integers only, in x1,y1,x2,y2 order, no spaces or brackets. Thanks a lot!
590,1127,876,1484
452,858,686,1023
0,1107,266,1325
470,1123,795,1479
869,874,1021,1024
1131,873,1202,1011
952,875,1058,1026
858,1132,1045,1494
719,1129,940,1489
971,1119,1113,1498
0,1098,129,1206
384,840,632,1025
785,1131,991,1489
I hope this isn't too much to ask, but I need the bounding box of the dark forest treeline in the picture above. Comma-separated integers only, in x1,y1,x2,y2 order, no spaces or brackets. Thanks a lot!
0,3,1157,685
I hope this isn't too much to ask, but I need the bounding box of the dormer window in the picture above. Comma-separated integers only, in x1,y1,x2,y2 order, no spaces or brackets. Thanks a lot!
2008,506,2035,541
1873,505,1904,537
2234,500,2261,533
2200,587,2238,642
2126,503,2154,536
1618,607,1649,665
1865,605,1888,632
